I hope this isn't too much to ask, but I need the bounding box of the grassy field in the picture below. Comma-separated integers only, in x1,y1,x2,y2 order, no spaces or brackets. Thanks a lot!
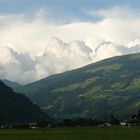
0,126,140,140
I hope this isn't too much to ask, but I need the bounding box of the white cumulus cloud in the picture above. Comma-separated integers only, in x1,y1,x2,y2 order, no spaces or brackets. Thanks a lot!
0,7,140,84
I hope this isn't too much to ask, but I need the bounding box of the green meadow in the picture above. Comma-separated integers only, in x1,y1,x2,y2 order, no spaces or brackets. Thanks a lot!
0,126,140,140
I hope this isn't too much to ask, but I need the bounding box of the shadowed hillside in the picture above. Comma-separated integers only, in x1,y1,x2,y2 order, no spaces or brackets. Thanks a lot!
0,81,47,124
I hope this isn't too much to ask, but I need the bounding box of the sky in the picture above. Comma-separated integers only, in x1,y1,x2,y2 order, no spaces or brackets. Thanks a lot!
0,0,140,84
0,0,139,23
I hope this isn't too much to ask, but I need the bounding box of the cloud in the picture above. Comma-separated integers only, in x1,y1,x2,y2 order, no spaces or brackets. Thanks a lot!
0,45,37,84
0,7,140,84
0,38,93,84
1,38,140,84
34,37,92,78
87,6,140,19
91,42,140,62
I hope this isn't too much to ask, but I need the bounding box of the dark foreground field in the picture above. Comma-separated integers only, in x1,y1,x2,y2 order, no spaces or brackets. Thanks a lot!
0,126,140,140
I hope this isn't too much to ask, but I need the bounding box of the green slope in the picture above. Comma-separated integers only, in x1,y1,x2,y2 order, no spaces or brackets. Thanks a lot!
0,81,47,124
16,53,140,120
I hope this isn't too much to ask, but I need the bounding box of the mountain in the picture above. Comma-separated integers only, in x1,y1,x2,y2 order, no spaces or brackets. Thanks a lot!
15,53,140,120
0,81,47,124
2,79,21,89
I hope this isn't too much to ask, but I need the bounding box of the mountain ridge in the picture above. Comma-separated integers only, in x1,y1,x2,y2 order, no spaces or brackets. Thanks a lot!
2,79,21,89
15,53,140,120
